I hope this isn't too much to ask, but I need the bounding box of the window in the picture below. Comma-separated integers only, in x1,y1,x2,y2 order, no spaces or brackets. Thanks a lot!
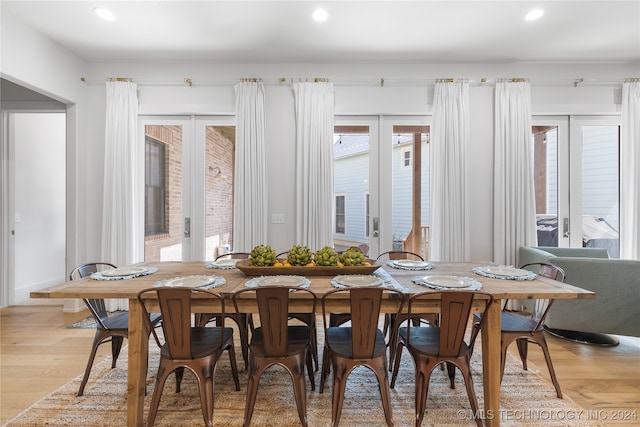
145,136,167,236
401,146,412,169
335,194,346,234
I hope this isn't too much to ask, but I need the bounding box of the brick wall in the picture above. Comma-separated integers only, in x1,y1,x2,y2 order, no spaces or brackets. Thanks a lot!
143,124,235,262
144,125,183,261
205,126,235,258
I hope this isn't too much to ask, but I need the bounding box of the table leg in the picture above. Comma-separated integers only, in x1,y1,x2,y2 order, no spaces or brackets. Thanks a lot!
482,298,502,427
127,298,149,427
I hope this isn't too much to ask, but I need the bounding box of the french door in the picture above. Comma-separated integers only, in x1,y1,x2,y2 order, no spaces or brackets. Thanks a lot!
532,115,620,258
139,115,235,262
332,115,430,259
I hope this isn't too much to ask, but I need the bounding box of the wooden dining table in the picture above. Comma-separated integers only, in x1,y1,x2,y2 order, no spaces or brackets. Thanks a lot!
31,260,595,427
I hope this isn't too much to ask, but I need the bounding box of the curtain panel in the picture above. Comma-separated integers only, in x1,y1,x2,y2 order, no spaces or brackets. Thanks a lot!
493,80,537,266
233,81,267,251
620,80,640,260
292,82,335,250
101,81,140,311
430,80,470,261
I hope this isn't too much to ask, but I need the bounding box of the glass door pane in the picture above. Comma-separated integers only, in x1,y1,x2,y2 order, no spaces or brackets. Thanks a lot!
532,124,560,247
333,125,371,256
381,116,430,260
580,124,620,258
390,126,430,259
532,116,569,249
204,125,236,261
143,123,185,262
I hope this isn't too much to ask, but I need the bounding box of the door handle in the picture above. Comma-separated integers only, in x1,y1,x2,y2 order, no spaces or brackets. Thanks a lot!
372,217,379,237
562,217,570,237
184,217,191,237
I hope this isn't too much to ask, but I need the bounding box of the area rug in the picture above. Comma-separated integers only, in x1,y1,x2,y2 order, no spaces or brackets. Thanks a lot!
3,339,597,427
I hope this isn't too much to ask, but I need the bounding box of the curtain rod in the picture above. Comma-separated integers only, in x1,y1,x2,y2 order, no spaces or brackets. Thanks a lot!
79,76,629,88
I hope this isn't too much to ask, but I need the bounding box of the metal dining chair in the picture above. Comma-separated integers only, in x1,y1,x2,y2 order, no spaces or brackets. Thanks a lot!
391,290,494,427
138,287,240,427
233,285,317,427
70,262,163,396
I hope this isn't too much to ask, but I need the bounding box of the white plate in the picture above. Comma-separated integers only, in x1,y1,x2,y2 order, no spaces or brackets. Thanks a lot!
255,276,306,287
421,275,470,288
162,275,218,287
393,259,430,268
101,266,149,277
334,275,382,287
479,266,531,277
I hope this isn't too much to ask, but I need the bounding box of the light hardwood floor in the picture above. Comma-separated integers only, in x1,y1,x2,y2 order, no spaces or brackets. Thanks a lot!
1,303,639,425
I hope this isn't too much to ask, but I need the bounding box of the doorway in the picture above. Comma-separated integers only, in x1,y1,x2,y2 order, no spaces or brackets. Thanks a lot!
2,112,66,305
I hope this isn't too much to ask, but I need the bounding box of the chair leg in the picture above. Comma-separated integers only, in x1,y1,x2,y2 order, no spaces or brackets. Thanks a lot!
537,336,562,398
459,360,483,427
414,355,435,427
77,333,105,396
197,369,215,427
147,361,171,427
516,338,529,370
227,344,241,391
390,341,405,388
500,337,515,382
330,360,349,427
237,314,250,370
243,357,266,427
110,336,124,367
175,367,185,392
446,362,456,389
319,345,331,393
288,356,309,427
372,358,394,427
305,346,316,391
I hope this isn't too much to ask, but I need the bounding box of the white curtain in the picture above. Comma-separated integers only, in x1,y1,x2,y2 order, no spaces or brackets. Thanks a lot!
101,81,140,311
430,80,470,261
292,82,335,250
233,81,267,251
493,80,537,267
620,79,640,260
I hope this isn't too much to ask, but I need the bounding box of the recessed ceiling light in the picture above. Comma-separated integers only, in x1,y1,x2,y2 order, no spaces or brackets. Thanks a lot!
93,7,116,21
312,8,329,22
525,8,545,21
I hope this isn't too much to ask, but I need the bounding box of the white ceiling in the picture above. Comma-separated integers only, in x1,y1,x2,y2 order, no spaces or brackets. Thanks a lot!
2,0,640,64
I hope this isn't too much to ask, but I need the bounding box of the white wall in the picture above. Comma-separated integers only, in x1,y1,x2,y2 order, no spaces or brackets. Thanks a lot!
13,113,66,301
2,9,637,285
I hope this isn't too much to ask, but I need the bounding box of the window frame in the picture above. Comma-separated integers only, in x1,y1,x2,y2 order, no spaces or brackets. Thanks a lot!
145,136,168,237
335,193,346,235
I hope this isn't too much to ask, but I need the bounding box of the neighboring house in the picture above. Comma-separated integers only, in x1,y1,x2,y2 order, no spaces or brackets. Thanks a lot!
333,133,430,251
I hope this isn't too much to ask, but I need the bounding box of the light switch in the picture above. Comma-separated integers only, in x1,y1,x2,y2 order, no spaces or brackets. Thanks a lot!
271,213,285,224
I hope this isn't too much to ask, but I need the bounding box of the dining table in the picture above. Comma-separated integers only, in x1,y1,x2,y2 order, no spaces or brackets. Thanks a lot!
30,260,595,427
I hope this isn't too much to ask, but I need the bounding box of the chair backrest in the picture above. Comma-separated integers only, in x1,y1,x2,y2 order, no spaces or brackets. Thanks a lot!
138,287,227,359
233,286,317,357
519,262,566,325
376,251,424,262
70,262,117,280
407,290,494,358
215,252,250,261
69,263,117,327
322,287,405,358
